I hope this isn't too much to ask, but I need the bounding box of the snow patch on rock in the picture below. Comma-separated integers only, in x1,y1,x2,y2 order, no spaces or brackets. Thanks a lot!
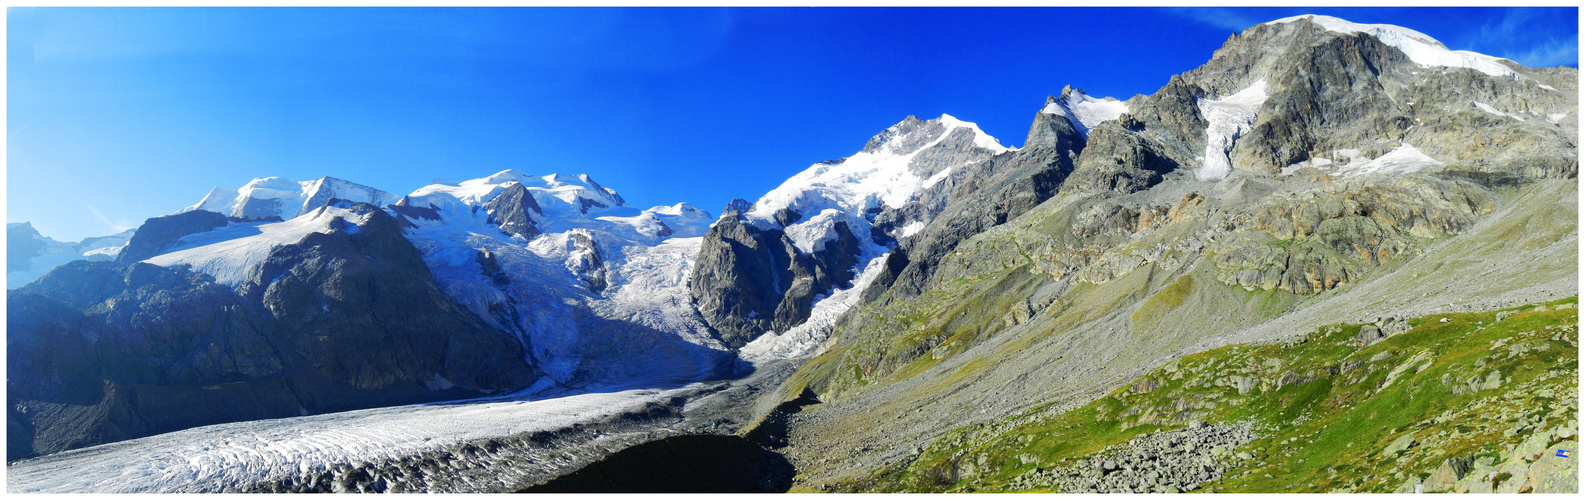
1335,144,1444,176
783,209,846,254
1474,102,1525,121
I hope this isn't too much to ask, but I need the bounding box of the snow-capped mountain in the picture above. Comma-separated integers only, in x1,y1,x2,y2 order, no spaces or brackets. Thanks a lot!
691,113,1017,350
6,223,134,289
390,169,731,386
187,176,400,221
1040,87,1130,139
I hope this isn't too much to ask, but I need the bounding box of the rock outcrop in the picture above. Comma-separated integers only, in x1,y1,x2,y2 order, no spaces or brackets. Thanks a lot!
689,206,861,348
483,182,544,240
115,210,233,263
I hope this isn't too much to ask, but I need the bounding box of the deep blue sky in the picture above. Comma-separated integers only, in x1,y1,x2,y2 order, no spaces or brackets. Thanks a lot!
8,7,1579,241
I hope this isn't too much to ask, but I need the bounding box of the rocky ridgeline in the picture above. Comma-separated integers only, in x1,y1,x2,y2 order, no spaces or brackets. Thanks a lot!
1007,421,1260,493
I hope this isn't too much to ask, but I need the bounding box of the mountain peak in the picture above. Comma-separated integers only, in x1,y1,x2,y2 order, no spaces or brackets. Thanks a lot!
186,176,397,222
1262,14,1518,78
1039,86,1129,139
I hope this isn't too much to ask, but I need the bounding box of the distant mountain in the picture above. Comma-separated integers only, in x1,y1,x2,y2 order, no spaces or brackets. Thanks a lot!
187,176,400,222
6,222,133,289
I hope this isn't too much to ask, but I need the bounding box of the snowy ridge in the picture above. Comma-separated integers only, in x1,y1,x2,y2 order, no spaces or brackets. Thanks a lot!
148,167,726,389
144,206,373,287
187,177,398,222
741,114,1005,256
1198,80,1268,181
1266,15,1519,79
407,171,625,213
1040,89,1130,138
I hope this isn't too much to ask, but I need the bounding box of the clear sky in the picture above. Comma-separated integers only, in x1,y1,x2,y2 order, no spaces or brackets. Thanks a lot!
7,6,1579,241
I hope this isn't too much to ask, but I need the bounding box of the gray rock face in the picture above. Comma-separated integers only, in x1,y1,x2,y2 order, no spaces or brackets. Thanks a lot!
388,195,442,227
865,118,1084,303
688,213,861,348
863,115,946,156
483,183,544,240
7,202,537,461
907,127,1001,179
1179,17,1576,179
690,216,788,347
568,231,608,293
1066,120,1179,194
723,198,753,217
116,210,234,263
773,208,802,228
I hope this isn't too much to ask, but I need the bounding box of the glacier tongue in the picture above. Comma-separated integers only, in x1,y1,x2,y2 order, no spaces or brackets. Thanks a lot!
5,384,704,493
1197,80,1268,181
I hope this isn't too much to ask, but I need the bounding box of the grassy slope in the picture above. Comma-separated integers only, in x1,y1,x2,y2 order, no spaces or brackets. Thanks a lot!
828,297,1578,493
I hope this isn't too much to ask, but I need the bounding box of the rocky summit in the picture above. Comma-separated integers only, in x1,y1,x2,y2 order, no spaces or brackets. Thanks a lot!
5,13,1576,494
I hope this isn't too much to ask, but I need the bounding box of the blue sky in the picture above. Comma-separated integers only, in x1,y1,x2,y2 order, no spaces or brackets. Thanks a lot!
7,6,1579,241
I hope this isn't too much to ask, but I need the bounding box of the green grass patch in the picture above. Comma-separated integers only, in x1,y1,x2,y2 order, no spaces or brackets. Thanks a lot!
835,298,1579,493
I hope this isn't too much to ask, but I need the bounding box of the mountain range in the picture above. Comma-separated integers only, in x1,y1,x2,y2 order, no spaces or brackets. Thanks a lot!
6,14,1578,493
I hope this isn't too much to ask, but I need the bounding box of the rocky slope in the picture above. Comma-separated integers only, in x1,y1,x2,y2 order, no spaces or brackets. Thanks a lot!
748,14,1576,492
826,300,1578,493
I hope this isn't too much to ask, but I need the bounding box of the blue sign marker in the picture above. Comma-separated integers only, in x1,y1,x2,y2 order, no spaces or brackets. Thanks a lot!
1558,449,1571,458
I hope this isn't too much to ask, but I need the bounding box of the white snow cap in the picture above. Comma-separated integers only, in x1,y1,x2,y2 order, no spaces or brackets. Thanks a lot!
1265,15,1519,79
744,113,1004,226
1041,89,1130,138
406,169,626,213
187,176,398,222
403,169,711,243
